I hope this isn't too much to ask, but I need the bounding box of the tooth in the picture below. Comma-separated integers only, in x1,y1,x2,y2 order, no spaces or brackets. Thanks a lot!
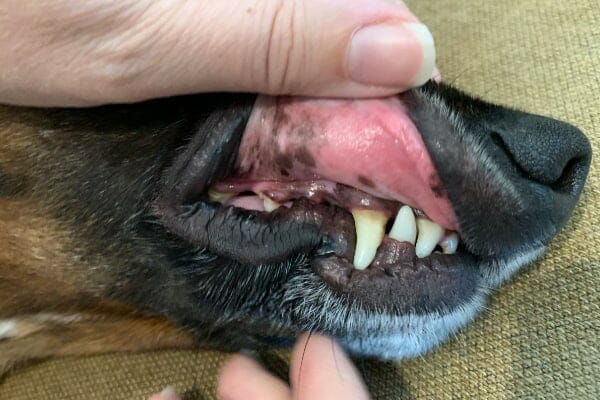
257,193,281,212
389,205,417,244
262,196,281,212
352,209,387,270
415,218,444,258
208,189,233,204
440,232,459,254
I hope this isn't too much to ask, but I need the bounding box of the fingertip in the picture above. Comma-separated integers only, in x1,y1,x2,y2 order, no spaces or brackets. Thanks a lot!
346,22,435,90
290,334,345,386
432,66,442,82
219,353,261,386
290,334,369,399
148,386,180,400
217,354,257,399
403,22,436,87
218,354,291,400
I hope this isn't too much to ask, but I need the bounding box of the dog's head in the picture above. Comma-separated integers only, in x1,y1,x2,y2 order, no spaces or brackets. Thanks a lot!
0,82,591,360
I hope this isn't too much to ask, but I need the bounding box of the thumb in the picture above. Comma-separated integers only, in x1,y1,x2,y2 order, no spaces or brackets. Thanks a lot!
109,0,435,102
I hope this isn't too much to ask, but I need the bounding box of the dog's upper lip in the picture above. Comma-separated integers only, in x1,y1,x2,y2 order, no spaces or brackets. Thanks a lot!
154,90,473,263
232,94,459,231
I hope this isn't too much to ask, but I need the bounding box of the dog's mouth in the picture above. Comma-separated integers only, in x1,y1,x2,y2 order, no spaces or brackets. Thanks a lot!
205,95,477,310
155,83,590,313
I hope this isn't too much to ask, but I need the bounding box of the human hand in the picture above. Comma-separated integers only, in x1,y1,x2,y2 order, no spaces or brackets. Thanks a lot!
1,0,435,107
217,334,370,399
149,334,370,400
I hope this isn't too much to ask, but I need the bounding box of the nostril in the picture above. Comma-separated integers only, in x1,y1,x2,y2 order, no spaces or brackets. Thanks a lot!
490,131,589,195
549,155,590,195
488,114,592,192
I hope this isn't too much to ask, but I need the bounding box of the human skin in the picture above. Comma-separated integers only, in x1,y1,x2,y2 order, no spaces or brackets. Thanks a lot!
0,0,434,106
149,334,371,400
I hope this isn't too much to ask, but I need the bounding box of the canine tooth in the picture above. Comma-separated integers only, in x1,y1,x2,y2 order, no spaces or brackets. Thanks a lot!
440,232,459,254
208,189,233,204
352,209,387,270
389,205,417,244
415,218,444,258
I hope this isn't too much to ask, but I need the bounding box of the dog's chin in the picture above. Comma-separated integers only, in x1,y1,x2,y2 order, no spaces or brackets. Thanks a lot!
157,206,546,360
150,82,590,360
309,246,545,359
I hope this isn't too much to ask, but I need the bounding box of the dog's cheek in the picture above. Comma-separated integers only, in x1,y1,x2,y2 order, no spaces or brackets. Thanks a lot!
0,198,106,315
0,170,27,197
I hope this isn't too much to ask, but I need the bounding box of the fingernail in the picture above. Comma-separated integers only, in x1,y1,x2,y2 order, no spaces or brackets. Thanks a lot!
159,387,180,400
239,348,259,360
347,23,436,88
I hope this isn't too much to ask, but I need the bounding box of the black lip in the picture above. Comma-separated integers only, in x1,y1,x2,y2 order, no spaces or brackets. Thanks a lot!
303,203,481,314
162,190,482,314
314,248,479,314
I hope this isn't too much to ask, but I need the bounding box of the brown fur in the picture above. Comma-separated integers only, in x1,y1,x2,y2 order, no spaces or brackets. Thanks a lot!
0,199,194,375
0,308,195,376
0,105,194,376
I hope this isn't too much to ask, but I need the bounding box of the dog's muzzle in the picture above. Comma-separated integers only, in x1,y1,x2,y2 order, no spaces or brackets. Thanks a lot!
154,81,592,315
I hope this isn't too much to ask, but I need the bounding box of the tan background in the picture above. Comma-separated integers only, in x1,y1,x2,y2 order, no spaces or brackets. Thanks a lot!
1,0,598,398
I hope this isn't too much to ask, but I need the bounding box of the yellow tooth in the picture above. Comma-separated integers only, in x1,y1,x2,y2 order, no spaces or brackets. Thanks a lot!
208,189,233,204
262,196,281,212
352,209,388,270
440,232,459,254
257,193,281,212
389,205,417,244
415,218,445,258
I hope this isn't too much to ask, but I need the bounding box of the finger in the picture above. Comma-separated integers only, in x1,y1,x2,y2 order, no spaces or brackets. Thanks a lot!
290,334,370,400
4,0,434,105
218,354,292,400
382,0,411,10
127,0,435,100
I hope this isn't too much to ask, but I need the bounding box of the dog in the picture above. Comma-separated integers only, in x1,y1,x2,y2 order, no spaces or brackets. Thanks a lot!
0,80,591,376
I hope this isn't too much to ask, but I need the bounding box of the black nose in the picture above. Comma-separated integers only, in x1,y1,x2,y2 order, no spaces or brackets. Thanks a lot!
473,107,593,255
487,111,592,195
403,82,592,257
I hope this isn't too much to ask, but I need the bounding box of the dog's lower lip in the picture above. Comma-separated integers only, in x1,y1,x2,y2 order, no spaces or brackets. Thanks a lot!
252,196,480,312
312,240,480,313
208,180,461,269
